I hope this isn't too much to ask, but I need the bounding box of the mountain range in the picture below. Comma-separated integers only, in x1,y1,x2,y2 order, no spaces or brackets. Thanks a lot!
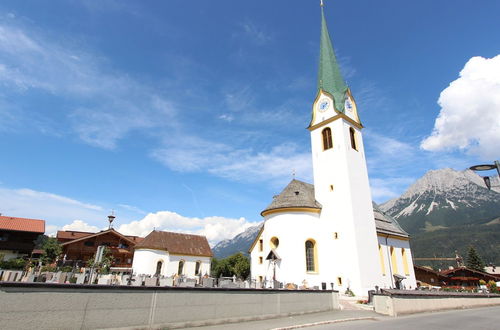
213,168,500,266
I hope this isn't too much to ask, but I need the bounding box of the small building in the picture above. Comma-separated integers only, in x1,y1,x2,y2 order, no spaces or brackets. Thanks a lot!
414,265,447,287
440,266,499,287
0,215,45,260
57,229,143,269
132,230,212,278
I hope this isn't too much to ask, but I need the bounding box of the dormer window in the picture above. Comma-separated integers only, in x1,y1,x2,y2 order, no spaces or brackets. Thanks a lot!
322,127,333,150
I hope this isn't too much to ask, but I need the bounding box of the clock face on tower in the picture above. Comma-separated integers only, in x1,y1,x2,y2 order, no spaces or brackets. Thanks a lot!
317,98,330,112
345,97,353,114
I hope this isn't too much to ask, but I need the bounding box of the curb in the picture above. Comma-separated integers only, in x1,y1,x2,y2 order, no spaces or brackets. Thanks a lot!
270,317,377,330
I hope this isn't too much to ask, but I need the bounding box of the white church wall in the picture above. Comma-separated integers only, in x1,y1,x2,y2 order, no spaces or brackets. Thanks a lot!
132,248,170,276
132,249,210,278
309,117,383,295
167,254,211,278
377,236,417,290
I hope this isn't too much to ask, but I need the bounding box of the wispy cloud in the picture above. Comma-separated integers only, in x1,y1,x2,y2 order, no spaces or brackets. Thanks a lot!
0,186,106,226
0,22,177,149
238,21,272,46
152,140,311,186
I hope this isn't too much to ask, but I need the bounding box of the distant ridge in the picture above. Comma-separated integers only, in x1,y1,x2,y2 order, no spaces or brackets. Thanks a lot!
212,223,262,258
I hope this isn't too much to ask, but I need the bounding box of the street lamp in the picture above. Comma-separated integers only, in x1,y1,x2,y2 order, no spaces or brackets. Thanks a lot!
469,160,500,190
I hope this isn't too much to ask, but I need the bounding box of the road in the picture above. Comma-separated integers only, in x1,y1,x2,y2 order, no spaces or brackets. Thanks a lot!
307,306,499,330
183,306,500,330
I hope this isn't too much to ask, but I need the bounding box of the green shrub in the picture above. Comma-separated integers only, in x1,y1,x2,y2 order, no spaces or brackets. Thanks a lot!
0,258,27,270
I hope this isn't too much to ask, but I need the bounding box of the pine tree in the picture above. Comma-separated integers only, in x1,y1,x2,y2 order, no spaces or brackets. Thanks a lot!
466,246,485,272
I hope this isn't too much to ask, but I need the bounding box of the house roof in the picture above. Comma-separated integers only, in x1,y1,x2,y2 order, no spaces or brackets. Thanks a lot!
60,228,137,246
440,266,499,280
56,230,143,243
135,230,213,257
372,203,409,238
57,230,94,241
0,216,45,233
261,179,322,216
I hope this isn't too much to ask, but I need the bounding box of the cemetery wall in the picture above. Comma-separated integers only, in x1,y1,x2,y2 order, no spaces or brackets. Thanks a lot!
373,289,500,316
0,282,339,329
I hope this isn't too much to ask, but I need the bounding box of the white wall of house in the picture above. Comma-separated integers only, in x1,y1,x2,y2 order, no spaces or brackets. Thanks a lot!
132,248,210,278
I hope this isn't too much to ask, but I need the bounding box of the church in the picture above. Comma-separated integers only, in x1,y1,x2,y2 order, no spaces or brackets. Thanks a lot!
249,3,416,296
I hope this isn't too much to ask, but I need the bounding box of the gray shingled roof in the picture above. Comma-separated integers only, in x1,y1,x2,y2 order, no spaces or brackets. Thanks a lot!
262,179,409,238
261,179,322,215
372,202,409,237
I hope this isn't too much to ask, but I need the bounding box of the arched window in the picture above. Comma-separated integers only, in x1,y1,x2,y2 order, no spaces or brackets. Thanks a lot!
177,260,185,275
195,261,201,276
155,260,163,275
349,127,357,150
322,127,333,150
305,240,316,272
270,237,279,249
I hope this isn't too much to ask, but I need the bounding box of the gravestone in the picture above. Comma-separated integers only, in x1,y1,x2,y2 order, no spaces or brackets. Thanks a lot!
97,277,110,285
144,277,158,286
159,278,174,287
58,273,67,284
50,272,61,283
2,271,12,281
179,279,196,287
131,276,142,286
201,277,214,288
75,274,85,284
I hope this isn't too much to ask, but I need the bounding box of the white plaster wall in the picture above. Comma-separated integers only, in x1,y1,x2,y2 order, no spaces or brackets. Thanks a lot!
251,210,368,291
377,236,417,290
132,249,170,276
133,249,210,278
167,254,211,278
309,117,383,295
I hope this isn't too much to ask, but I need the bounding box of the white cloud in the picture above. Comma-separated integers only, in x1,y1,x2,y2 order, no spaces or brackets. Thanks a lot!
0,187,106,223
0,23,176,149
421,55,500,159
152,140,312,186
62,220,101,233
117,211,253,245
239,21,271,45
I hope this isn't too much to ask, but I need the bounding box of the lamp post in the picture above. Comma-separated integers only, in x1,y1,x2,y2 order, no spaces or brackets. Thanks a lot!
469,160,500,190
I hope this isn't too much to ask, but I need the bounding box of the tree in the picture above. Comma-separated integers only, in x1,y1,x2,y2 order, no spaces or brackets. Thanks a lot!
41,237,62,265
466,246,485,272
211,253,250,279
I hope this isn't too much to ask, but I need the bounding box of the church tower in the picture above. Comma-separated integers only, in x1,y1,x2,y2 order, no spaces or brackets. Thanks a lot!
308,3,382,294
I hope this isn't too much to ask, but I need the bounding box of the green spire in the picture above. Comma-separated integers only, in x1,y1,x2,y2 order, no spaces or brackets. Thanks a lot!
318,5,348,112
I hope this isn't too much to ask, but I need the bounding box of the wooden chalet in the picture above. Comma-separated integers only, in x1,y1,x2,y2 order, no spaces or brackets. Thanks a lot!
414,265,447,287
56,229,143,269
440,266,499,287
0,215,45,260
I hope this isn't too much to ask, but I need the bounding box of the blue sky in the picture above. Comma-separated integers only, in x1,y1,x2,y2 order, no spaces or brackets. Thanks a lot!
1,0,499,243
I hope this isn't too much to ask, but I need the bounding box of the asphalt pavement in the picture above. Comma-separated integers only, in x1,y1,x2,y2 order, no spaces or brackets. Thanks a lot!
181,306,500,330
